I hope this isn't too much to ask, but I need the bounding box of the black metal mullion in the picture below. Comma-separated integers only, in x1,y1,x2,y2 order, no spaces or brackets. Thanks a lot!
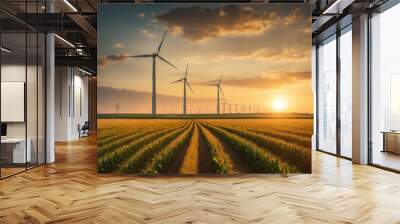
336,28,341,157
44,30,47,165
36,0,39,167
73,68,75,118
367,10,373,165
0,23,2,179
315,44,320,151
24,0,28,171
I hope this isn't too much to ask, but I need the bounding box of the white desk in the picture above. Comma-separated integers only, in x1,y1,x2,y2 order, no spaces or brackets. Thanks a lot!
1,138,31,163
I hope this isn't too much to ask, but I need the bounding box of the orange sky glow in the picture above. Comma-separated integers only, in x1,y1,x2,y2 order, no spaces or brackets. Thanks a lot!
98,4,312,114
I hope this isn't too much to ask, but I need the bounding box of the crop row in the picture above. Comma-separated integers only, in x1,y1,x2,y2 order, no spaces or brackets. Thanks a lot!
97,127,129,142
208,123,311,173
98,128,143,148
201,123,287,173
198,124,231,174
97,121,191,173
212,122,311,148
98,123,183,157
245,128,310,148
119,122,194,173
144,123,194,174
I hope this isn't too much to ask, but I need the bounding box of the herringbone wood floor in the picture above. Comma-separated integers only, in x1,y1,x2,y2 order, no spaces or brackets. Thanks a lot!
1,136,400,224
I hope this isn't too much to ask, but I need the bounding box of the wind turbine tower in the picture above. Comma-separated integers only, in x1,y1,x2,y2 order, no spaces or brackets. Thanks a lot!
115,102,120,114
208,74,224,115
129,27,177,115
171,63,194,114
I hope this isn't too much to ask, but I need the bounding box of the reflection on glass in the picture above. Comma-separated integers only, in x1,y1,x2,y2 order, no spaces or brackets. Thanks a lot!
27,31,38,169
38,33,46,165
318,36,337,154
371,3,400,171
340,28,352,158
1,32,27,177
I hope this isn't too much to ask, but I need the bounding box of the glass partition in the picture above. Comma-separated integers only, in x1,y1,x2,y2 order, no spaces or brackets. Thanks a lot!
1,31,28,177
339,27,352,158
317,35,337,154
0,1,46,179
371,3,400,171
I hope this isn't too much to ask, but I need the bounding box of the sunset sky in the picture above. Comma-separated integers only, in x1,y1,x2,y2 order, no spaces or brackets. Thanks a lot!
98,4,312,114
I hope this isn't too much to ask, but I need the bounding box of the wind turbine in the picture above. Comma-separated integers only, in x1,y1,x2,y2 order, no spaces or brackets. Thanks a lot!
208,74,224,114
171,63,194,115
222,98,228,114
115,102,120,114
129,27,178,115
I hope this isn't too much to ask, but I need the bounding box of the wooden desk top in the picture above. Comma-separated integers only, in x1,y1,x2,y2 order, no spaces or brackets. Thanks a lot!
1,138,28,143
381,131,400,134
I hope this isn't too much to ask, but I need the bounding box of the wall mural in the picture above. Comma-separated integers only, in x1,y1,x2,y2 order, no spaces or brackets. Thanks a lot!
97,3,312,175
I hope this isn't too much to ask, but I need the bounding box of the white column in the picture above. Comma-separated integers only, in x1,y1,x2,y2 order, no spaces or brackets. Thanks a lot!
312,45,317,151
352,14,369,164
46,33,55,163
45,0,56,163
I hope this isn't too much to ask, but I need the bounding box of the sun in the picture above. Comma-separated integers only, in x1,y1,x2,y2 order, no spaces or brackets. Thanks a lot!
272,98,287,112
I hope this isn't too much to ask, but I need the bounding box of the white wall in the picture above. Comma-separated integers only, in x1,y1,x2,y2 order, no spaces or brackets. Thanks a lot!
55,67,89,141
1,65,41,137
1,63,46,164
312,45,317,151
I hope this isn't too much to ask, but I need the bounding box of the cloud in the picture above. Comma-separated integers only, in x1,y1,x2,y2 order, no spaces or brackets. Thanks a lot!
98,54,130,66
138,12,145,18
181,46,310,64
113,42,124,49
156,5,278,41
283,8,303,25
141,29,155,38
156,5,307,42
243,46,310,62
196,71,310,90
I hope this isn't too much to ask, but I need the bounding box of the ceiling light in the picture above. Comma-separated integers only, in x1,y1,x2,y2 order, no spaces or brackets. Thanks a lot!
63,0,78,12
54,34,75,48
323,0,354,15
1,47,11,53
77,67,93,76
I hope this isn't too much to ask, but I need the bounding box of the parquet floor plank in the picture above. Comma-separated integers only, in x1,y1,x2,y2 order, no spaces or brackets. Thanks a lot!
0,136,399,223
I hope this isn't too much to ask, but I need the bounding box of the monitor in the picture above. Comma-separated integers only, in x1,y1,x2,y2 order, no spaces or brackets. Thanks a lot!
1,123,7,137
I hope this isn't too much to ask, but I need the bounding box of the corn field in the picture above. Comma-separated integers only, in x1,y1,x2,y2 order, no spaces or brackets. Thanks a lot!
97,119,312,174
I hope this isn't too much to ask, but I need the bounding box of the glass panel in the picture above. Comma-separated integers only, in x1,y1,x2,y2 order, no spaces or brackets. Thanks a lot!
1,31,27,177
371,3,400,171
318,35,337,154
38,32,45,165
340,28,352,158
27,31,38,169
0,1,46,179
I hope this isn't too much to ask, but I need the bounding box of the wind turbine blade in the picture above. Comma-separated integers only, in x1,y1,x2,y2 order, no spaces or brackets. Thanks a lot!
158,55,178,70
157,26,168,54
219,86,225,97
219,73,223,84
170,78,184,84
185,63,189,78
129,54,152,58
186,80,194,93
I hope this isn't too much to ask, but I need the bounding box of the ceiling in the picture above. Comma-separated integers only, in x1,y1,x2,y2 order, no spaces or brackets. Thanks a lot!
0,0,390,75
